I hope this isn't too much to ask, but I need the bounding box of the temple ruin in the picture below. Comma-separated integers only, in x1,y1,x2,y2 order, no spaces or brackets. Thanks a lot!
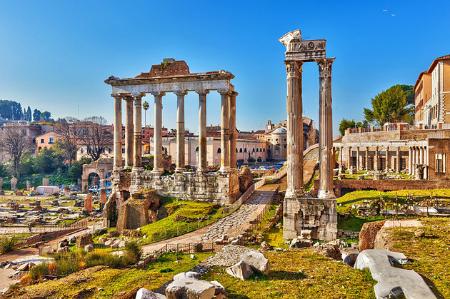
280,29,337,241
104,59,240,228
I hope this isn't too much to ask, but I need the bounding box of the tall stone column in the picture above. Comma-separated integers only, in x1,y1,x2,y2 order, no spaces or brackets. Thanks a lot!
285,61,303,198
229,91,237,169
412,147,416,175
356,147,360,171
385,146,389,172
318,58,335,199
197,90,208,172
124,96,134,168
152,92,164,173
175,91,187,172
347,147,352,170
113,94,123,170
374,146,379,171
419,146,424,166
396,147,401,172
132,94,143,169
424,146,428,179
408,147,412,175
365,147,369,170
219,90,230,172
339,146,343,173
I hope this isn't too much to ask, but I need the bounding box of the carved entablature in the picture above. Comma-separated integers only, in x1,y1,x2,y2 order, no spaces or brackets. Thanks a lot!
286,39,327,62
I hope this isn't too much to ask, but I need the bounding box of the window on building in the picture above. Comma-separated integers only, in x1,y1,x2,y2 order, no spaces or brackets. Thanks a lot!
244,148,247,153
239,148,243,153
49,137,54,144
436,153,446,174
40,138,44,144
217,148,221,154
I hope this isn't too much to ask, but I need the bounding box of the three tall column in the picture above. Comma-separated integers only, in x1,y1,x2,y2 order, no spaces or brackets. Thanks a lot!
317,58,335,199
285,61,304,198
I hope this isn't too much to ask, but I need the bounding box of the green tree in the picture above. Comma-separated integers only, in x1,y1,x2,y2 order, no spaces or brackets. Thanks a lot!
33,109,41,122
0,163,9,177
339,119,356,136
143,101,149,127
363,85,414,126
33,148,65,174
41,111,52,121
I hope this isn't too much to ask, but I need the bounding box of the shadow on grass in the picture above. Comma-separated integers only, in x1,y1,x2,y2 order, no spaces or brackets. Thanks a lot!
268,270,307,280
421,274,445,299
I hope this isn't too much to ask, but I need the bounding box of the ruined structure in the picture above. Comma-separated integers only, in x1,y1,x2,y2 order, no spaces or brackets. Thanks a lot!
104,59,240,227
280,29,337,241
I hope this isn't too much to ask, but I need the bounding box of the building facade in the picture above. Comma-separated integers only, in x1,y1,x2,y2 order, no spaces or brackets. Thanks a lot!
414,55,450,128
35,132,60,152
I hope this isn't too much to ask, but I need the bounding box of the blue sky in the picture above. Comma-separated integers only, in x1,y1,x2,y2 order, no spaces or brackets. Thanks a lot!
0,0,449,134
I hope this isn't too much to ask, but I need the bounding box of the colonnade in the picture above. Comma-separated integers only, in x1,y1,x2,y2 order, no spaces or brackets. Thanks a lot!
409,146,428,179
112,90,237,173
337,145,428,178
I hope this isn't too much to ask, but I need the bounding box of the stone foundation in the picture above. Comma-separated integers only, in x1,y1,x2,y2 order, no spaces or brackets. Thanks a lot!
130,169,240,205
283,197,337,241
116,189,159,232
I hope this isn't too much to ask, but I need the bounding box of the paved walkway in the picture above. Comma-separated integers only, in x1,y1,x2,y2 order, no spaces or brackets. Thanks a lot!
142,183,278,254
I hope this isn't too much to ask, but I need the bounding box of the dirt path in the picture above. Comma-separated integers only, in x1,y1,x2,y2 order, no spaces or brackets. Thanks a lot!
142,183,278,254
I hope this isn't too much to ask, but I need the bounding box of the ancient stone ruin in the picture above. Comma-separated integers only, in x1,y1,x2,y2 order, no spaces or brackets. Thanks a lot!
280,29,337,241
104,59,240,228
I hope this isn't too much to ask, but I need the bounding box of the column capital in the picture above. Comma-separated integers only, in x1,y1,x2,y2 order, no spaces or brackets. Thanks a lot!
151,91,166,97
175,90,188,96
131,92,145,99
218,89,231,96
111,93,125,100
317,58,334,78
231,90,239,96
196,89,209,96
285,60,302,77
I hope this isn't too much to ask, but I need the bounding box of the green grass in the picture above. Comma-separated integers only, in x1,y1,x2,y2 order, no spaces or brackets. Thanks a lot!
338,215,384,231
385,217,450,298
202,249,375,299
336,189,450,214
16,252,212,299
139,197,228,245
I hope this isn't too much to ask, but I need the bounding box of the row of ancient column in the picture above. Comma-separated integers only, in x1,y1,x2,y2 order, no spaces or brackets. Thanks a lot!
112,90,237,173
409,146,428,178
285,58,334,199
340,146,402,173
339,145,428,176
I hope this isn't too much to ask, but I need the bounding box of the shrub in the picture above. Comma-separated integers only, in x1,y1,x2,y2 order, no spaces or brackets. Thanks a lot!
85,250,135,269
125,241,142,261
0,236,17,254
29,263,49,281
52,251,83,276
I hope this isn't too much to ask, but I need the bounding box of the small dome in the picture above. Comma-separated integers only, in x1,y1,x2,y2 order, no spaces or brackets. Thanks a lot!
272,127,287,134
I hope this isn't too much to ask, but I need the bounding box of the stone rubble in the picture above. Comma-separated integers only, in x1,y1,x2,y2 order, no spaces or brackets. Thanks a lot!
354,249,436,299
225,260,254,281
135,288,166,299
